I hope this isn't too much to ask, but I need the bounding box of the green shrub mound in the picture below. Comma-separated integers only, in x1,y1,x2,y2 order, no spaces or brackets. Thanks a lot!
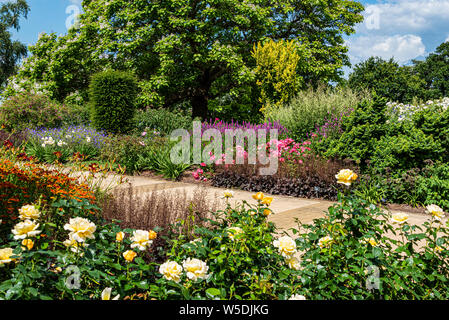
0,92,69,131
89,70,139,134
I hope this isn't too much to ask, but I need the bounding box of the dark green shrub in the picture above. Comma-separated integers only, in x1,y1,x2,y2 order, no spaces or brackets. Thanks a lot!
415,162,449,210
412,105,449,162
133,108,192,136
370,127,442,173
0,92,69,131
325,94,388,168
89,70,138,133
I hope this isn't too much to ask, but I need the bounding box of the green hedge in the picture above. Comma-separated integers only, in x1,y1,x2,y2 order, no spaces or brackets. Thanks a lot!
89,70,138,134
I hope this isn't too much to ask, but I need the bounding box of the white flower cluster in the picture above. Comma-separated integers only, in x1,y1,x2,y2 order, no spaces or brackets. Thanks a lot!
387,97,449,122
41,136,55,147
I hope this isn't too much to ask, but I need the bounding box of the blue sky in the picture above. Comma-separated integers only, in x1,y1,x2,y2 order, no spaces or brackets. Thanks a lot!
7,0,449,69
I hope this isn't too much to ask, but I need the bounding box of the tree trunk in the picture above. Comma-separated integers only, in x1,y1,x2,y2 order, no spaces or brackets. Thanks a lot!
191,93,209,120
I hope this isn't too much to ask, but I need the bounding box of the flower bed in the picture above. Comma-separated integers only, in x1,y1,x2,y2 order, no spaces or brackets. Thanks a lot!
1,166,449,300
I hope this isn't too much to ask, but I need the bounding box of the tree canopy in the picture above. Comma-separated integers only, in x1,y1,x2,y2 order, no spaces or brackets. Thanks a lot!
348,56,426,104
3,0,364,119
0,0,29,89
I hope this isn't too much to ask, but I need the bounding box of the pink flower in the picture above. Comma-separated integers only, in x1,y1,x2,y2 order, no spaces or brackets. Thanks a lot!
142,131,147,137
200,162,206,167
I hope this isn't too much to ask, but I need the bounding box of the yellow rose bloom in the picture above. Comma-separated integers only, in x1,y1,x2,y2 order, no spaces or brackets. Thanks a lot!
21,239,34,251
63,217,96,242
182,258,209,281
391,212,409,225
63,238,89,254
222,190,235,199
318,236,333,249
361,237,378,247
159,260,183,283
227,227,244,241
263,209,272,217
18,205,41,220
116,231,125,242
12,220,41,240
252,192,264,201
261,196,273,206
101,288,120,300
285,256,301,270
123,250,137,263
130,230,153,251
148,230,157,240
273,236,297,258
335,169,358,186
0,248,16,265
426,204,445,221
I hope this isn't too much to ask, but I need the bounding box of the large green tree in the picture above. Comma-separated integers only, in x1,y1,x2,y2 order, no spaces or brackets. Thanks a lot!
0,0,29,89
413,41,449,100
348,56,426,103
4,0,364,119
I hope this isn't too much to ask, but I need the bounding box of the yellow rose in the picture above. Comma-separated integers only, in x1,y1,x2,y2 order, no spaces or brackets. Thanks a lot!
182,258,209,281
335,169,358,186
426,204,445,221
63,238,89,254
273,236,297,258
148,230,157,240
361,237,377,247
12,220,41,240
263,209,272,217
285,256,301,270
101,288,120,300
0,248,16,265
222,190,235,199
21,239,34,251
261,196,273,206
318,236,333,249
252,192,264,201
159,260,183,283
227,227,244,241
391,212,409,225
123,250,137,263
18,205,41,220
130,230,153,251
116,232,125,242
63,217,96,242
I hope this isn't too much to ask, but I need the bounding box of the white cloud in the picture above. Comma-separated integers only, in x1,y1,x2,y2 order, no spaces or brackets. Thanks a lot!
446,35,449,42
357,0,449,34
347,34,426,65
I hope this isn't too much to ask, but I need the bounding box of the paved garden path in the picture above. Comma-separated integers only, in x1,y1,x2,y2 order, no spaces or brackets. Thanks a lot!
99,173,437,233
